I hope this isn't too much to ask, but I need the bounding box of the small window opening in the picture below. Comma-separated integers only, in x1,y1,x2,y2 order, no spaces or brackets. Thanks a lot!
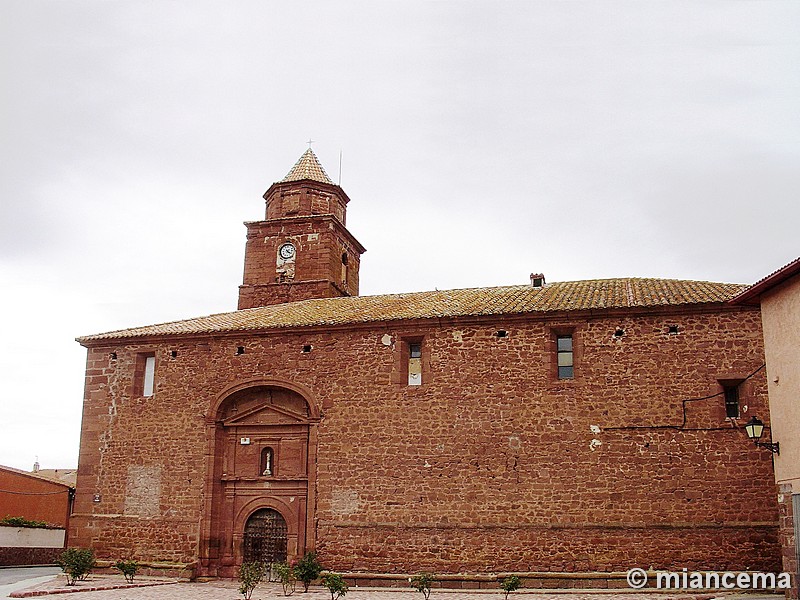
341,252,349,284
613,328,625,338
302,345,312,353
495,330,508,338
170,350,178,358
142,355,156,397
557,335,574,379
110,352,117,361
408,342,422,386
667,325,679,335
235,346,245,356
724,384,740,418
260,447,274,476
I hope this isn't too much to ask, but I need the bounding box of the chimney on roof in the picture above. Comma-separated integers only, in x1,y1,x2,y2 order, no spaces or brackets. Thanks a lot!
530,273,546,288
32,457,40,472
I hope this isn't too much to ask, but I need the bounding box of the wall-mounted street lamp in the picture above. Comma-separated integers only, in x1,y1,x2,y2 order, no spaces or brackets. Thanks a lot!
744,416,780,454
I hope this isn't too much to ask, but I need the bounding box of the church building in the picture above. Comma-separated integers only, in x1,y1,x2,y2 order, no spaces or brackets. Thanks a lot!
71,149,781,583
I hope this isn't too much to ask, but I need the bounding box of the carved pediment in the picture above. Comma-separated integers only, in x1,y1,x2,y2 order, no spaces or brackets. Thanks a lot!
223,402,307,427
219,386,310,426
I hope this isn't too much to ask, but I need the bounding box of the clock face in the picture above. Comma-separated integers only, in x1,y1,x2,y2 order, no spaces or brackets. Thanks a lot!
279,243,296,260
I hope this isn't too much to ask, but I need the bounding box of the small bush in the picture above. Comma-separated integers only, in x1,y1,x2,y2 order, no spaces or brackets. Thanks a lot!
1,515,50,529
295,551,324,592
500,575,521,600
274,561,297,596
115,559,138,583
57,548,96,585
322,573,348,600
238,561,267,600
410,573,435,600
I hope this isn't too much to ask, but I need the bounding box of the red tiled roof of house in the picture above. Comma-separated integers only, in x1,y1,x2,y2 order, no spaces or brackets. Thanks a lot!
77,278,747,344
0,464,73,489
729,256,800,305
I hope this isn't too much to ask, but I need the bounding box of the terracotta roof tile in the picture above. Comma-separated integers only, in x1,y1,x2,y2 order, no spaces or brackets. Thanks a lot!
0,464,74,488
729,256,800,305
77,278,747,344
281,149,333,185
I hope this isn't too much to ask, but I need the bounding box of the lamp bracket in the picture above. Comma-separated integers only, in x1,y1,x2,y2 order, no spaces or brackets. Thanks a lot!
754,440,780,454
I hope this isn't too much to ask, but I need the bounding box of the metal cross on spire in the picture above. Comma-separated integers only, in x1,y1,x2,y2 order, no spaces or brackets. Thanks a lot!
306,138,315,149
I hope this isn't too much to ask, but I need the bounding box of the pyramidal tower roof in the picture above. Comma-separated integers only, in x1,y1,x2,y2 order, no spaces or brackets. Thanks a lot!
281,148,334,185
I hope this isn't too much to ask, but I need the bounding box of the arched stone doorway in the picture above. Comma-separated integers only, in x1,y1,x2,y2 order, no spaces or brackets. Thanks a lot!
200,382,319,577
243,508,288,564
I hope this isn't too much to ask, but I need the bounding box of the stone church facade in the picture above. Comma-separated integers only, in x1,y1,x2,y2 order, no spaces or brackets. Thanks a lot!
71,150,780,580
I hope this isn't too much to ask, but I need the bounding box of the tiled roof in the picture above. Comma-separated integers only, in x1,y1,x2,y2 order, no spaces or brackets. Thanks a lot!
0,464,74,489
729,256,800,305
35,469,78,487
281,149,334,185
78,278,747,343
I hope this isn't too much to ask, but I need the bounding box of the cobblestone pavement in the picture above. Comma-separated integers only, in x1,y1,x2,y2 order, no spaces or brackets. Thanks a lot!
8,575,771,600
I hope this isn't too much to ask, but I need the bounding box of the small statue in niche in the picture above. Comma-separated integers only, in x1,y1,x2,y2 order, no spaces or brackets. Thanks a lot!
261,447,273,476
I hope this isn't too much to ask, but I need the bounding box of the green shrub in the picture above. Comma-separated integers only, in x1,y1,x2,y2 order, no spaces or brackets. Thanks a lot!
322,573,348,600
57,548,96,585
295,551,324,592
1,515,50,529
274,561,297,596
410,572,435,600
114,559,138,583
238,561,267,600
500,575,521,600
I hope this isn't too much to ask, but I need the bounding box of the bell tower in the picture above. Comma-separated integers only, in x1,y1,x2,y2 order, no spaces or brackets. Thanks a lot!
238,149,366,309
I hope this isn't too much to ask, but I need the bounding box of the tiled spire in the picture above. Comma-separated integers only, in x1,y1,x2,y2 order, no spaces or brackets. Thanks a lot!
281,148,334,185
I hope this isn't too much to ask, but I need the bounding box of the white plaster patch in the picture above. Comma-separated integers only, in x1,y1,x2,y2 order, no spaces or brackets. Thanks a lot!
307,233,319,241
330,489,360,516
452,330,464,343
589,424,601,434
124,466,162,517
381,334,393,346
589,439,602,452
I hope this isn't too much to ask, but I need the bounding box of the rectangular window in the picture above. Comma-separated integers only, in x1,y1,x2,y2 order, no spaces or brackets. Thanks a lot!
723,385,739,418
408,342,422,386
142,355,156,397
557,335,573,379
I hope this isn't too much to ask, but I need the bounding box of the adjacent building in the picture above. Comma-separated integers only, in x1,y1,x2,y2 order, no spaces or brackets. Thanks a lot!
0,464,73,565
731,258,800,599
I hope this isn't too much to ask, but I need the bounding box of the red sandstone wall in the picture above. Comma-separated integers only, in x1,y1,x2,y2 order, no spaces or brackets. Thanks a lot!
777,483,798,599
0,469,71,528
0,546,63,566
71,304,780,574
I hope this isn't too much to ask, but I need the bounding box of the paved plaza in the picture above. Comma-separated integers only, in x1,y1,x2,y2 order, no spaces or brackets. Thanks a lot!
0,570,782,600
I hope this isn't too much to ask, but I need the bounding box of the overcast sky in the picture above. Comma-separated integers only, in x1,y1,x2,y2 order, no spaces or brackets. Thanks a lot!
1,1,798,471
